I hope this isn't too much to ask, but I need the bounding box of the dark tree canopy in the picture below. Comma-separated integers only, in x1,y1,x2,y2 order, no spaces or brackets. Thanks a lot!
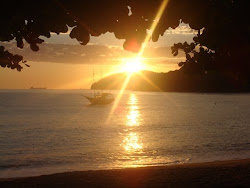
0,0,249,79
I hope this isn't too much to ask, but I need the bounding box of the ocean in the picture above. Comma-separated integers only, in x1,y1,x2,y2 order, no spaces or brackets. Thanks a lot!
0,89,250,178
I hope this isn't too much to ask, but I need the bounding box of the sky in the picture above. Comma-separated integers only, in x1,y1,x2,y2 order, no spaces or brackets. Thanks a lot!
0,24,195,89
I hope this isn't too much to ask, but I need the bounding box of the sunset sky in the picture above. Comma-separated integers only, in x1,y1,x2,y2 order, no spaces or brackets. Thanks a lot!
0,24,195,89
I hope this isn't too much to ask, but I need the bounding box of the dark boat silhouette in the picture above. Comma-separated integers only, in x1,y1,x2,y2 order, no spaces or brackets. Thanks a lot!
30,86,47,89
83,68,114,105
83,92,114,105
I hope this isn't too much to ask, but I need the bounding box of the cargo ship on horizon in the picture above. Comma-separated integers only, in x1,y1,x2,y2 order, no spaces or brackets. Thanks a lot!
29,86,47,89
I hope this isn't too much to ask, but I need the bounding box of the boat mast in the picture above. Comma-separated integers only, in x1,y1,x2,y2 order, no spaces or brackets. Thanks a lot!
93,68,96,96
101,68,103,94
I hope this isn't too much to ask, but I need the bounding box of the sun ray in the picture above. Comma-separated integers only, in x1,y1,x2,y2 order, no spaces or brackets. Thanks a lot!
138,0,169,58
107,0,169,122
106,73,132,123
133,0,169,91
122,57,144,74
137,72,163,92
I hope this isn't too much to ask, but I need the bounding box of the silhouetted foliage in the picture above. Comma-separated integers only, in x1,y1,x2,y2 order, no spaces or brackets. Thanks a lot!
170,0,249,78
0,46,30,70
0,0,249,78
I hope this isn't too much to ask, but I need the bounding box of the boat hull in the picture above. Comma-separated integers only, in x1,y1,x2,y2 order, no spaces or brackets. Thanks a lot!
84,96,114,105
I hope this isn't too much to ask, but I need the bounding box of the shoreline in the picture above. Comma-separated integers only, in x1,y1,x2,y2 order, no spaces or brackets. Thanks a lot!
1,158,250,187
1,88,250,93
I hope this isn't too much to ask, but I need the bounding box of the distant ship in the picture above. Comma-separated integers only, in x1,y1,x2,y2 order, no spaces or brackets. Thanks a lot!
30,86,47,89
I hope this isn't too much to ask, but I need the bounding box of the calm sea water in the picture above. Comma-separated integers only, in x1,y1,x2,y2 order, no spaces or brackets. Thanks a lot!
0,89,250,178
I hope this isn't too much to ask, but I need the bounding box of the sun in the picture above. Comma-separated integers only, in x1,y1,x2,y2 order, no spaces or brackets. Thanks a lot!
122,58,144,74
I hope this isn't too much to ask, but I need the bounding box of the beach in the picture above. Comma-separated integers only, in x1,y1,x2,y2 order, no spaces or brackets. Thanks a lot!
1,159,250,187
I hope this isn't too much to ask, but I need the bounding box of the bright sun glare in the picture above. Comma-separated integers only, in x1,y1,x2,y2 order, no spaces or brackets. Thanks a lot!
122,58,144,73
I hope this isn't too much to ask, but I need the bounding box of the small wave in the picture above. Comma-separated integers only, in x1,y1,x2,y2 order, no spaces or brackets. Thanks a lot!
0,163,31,169
0,159,73,170
130,160,187,167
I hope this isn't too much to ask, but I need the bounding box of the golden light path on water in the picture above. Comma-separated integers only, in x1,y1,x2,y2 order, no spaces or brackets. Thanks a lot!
123,94,142,153
119,93,178,168
107,0,169,121
121,93,144,167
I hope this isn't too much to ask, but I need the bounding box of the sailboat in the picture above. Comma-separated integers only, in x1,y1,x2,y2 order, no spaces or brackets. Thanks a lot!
83,69,115,105
84,92,114,105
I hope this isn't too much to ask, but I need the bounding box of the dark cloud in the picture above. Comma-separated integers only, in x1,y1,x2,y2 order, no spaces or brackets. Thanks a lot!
0,42,184,65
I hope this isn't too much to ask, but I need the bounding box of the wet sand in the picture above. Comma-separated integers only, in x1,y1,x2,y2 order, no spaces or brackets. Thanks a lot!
1,159,250,187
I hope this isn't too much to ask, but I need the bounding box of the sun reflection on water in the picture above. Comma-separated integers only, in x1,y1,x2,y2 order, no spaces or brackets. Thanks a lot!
126,94,140,127
122,93,143,153
126,106,140,127
112,93,180,169
123,132,143,152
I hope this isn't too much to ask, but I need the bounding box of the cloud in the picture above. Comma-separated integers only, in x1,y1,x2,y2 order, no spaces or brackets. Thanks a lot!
1,42,185,65
144,57,186,64
165,25,197,35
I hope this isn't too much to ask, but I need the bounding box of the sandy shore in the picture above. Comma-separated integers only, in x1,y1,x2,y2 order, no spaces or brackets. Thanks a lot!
1,159,250,187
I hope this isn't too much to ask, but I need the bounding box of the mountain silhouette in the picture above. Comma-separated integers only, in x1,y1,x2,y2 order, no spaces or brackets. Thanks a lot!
91,70,250,92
